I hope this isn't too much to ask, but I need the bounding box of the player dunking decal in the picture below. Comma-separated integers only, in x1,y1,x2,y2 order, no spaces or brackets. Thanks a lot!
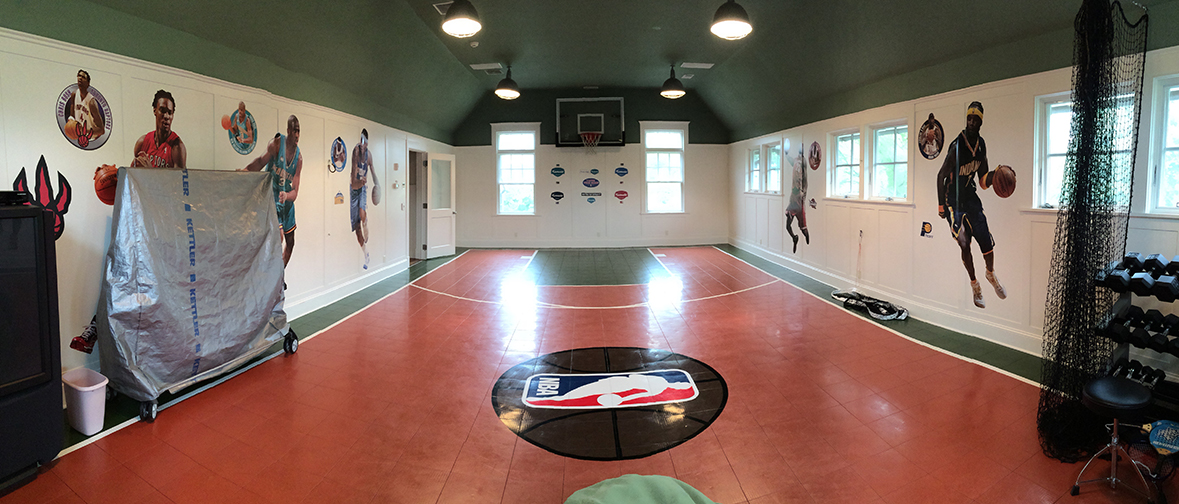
785,146,809,253
937,101,1009,309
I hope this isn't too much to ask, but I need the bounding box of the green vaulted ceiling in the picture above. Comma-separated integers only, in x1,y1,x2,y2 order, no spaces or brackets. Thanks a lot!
4,0,1179,145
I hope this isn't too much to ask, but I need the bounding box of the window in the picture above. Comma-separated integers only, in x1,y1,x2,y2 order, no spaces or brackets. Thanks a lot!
642,122,688,213
1156,84,1179,211
1036,94,1134,209
871,125,907,200
829,132,860,198
493,123,538,215
747,147,761,192
766,143,782,194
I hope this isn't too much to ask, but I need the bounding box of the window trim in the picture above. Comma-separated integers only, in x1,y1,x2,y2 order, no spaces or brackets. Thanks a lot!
827,129,862,199
1034,92,1071,210
1150,75,1179,215
746,146,762,193
641,121,689,214
745,138,785,195
492,122,540,216
866,121,909,202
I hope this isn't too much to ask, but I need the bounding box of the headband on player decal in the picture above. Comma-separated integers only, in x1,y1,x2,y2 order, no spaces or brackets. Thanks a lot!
967,101,984,121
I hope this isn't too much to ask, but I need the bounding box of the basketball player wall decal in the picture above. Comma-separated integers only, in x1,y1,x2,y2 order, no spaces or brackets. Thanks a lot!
131,90,187,169
785,146,809,253
56,69,112,151
351,128,374,270
222,101,256,155
241,115,302,268
936,101,1015,309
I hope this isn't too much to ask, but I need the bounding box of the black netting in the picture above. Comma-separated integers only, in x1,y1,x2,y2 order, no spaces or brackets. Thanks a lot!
1037,0,1148,462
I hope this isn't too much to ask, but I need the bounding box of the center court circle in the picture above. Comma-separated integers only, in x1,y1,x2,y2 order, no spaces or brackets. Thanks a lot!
491,347,727,461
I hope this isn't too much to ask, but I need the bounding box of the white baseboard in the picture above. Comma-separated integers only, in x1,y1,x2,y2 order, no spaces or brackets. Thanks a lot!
457,236,729,249
285,258,409,320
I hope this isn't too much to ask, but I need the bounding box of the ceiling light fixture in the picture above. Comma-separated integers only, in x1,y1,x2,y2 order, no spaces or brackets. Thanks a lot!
495,67,520,100
442,0,481,38
710,0,752,40
660,66,686,99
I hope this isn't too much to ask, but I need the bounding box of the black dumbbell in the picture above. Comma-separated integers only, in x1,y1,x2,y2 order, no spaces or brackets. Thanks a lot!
1109,358,1131,377
1123,359,1144,379
1128,310,1166,348
1102,306,1146,343
1130,271,1156,296
1144,368,1167,389
1105,269,1132,292
1145,254,1171,274
1153,275,1179,302
1124,252,1147,271
1168,255,1179,276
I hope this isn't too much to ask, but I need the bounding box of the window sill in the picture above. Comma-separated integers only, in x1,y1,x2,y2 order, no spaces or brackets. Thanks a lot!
822,197,915,208
743,191,782,196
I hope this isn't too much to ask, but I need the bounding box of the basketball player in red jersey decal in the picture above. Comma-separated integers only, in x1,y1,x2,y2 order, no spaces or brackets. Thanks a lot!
131,89,187,168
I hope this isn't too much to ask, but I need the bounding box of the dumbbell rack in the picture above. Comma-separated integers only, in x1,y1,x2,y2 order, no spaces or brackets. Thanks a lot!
1098,252,1179,417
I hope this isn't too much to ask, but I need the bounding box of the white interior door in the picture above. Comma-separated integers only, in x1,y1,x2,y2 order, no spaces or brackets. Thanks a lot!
426,153,456,258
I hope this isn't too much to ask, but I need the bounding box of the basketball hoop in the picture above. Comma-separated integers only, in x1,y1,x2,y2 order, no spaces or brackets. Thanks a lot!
580,132,602,154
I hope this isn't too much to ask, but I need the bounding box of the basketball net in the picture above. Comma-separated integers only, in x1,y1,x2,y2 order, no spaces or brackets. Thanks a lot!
580,132,601,154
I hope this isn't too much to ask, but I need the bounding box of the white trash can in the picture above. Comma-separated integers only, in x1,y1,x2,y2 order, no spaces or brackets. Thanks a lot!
62,368,108,436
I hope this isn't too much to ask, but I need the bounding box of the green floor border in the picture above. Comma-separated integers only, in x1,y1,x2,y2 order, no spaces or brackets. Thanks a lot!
713,244,1043,383
61,244,1043,453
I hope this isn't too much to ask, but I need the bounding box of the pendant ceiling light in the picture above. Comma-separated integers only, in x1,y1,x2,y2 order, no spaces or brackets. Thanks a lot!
442,0,482,38
660,66,686,99
710,0,752,40
495,67,520,100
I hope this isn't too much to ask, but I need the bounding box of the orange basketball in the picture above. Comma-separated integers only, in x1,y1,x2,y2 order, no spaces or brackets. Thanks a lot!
992,165,1016,198
64,118,80,141
94,164,118,205
221,114,231,130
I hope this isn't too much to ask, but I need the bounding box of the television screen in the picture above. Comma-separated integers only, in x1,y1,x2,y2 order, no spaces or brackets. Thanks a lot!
0,213,50,396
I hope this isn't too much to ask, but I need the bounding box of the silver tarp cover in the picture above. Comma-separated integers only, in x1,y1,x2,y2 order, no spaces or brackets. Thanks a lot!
97,167,287,402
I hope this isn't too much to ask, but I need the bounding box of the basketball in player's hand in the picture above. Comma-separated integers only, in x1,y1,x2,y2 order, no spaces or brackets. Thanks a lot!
64,118,80,141
221,114,231,130
993,165,1016,198
94,164,118,205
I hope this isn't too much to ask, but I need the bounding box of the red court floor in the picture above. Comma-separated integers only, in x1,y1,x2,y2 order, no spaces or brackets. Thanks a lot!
0,247,1165,503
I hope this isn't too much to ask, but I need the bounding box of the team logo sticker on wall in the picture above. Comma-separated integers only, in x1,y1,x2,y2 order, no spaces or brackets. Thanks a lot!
918,113,944,160
809,142,821,170
615,165,628,177
583,178,599,188
56,70,113,150
12,155,72,239
551,191,564,203
222,103,257,155
492,347,727,460
615,190,628,202
552,165,565,177
330,137,348,173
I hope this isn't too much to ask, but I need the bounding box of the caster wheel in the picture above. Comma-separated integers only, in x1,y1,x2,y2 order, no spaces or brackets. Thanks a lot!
283,331,298,355
1070,485,1079,496
139,401,158,423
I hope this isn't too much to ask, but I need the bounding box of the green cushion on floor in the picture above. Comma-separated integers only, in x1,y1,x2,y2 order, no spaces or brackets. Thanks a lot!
565,474,717,504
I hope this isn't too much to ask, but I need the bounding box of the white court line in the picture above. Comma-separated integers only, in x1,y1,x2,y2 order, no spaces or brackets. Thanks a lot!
409,279,781,309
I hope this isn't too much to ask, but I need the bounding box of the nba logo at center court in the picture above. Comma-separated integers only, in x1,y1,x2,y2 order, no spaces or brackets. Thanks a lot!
523,370,698,409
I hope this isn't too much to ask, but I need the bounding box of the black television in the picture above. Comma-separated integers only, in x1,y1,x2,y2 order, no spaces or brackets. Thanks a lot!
0,204,63,496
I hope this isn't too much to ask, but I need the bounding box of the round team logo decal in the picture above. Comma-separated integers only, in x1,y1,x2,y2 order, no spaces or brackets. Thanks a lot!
551,191,564,202
583,178,600,188
918,113,944,160
808,141,822,171
492,347,727,460
56,77,113,151
225,108,258,155
552,166,565,177
615,166,628,177
615,190,628,201
330,137,348,173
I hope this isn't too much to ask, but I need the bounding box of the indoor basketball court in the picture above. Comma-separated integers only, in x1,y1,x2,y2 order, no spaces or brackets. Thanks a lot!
5,246,1084,504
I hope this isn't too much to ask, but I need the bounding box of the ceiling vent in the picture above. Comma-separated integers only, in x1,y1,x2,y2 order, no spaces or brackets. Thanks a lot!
470,63,504,75
682,74,695,80
433,1,453,15
680,62,714,69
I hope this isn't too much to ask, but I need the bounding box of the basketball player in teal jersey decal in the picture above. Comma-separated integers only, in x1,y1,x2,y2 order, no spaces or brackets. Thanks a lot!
351,128,373,269
243,115,302,267
937,101,1007,309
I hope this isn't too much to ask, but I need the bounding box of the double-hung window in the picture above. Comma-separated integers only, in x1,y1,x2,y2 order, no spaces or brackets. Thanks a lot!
765,143,782,194
642,122,688,213
493,123,538,215
1035,94,1134,209
829,132,861,198
747,148,761,192
1154,81,1179,212
871,125,907,200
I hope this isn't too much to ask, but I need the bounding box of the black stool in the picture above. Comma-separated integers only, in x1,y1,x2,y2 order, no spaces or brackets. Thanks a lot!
1071,376,1156,502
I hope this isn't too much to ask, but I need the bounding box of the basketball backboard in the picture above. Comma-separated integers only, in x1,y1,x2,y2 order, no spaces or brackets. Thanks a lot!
556,97,624,147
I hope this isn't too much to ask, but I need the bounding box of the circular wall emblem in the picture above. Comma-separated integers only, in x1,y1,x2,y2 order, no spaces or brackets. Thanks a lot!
330,137,348,173
551,191,564,201
552,166,565,177
226,108,258,155
615,166,628,177
56,82,113,150
808,141,822,170
491,347,727,461
590,168,600,175
615,190,628,200
918,113,944,160
583,178,600,188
